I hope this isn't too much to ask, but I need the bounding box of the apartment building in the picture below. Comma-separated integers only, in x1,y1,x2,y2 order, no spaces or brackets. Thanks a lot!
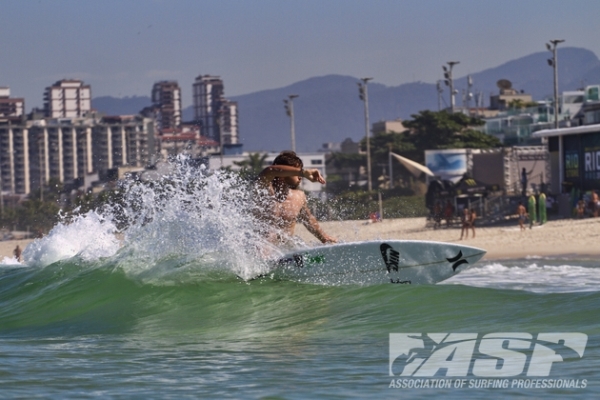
219,99,239,145
0,121,30,194
0,87,25,119
0,88,28,194
0,114,154,195
151,81,182,130
91,115,153,174
43,80,91,118
192,75,239,147
158,125,220,159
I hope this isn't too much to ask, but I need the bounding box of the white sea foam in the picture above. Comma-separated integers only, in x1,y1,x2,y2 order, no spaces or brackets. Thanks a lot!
10,159,279,281
444,261,600,293
21,210,121,267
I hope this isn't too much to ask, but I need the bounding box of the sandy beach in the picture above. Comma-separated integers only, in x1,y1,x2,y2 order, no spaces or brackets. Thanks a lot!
0,216,598,261
295,217,600,260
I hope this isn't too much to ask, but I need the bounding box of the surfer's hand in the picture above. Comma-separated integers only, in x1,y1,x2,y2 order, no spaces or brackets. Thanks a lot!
321,235,337,244
303,169,326,184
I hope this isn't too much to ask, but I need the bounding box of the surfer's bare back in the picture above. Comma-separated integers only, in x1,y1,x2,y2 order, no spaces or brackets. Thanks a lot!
257,151,337,244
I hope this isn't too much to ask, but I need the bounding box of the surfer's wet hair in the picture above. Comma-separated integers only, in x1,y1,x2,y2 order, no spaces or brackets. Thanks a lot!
272,151,303,168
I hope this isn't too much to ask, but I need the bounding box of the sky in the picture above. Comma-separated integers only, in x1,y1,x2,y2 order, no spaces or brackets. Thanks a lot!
1,0,599,110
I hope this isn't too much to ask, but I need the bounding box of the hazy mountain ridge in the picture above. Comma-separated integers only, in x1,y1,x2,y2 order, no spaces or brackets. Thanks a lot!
91,47,600,152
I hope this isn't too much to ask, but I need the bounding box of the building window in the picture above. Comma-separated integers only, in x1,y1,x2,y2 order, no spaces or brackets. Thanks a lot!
311,159,323,165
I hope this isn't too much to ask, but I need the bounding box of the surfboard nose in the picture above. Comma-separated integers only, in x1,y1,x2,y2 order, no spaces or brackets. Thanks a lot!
449,244,487,270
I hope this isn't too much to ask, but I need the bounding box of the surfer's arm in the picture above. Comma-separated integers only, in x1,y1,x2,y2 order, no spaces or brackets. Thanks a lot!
299,204,337,244
258,165,326,184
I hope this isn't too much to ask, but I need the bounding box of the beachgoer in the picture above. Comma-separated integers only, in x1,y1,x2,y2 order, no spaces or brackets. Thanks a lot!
369,211,381,223
460,207,471,240
521,167,528,197
517,201,527,231
13,245,22,262
433,201,442,229
577,197,586,219
469,208,476,238
257,151,336,245
444,200,454,228
592,191,599,218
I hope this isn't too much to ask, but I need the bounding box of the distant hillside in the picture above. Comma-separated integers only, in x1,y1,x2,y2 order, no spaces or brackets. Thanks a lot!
93,47,600,152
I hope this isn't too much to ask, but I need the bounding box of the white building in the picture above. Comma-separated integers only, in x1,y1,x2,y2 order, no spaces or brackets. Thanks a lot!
43,79,91,118
158,125,220,159
0,114,155,195
91,115,154,174
0,87,24,118
220,99,239,145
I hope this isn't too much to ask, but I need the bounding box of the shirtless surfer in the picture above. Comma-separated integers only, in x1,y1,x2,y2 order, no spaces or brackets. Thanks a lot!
257,151,337,245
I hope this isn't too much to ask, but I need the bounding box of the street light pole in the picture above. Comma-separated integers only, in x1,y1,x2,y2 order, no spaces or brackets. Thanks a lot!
442,61,459,113
358,77,373,191
547,39,565,129
388,144,394,189
283,94,299,152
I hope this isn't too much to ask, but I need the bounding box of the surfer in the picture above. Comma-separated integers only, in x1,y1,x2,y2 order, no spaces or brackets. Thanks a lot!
256,151,337,245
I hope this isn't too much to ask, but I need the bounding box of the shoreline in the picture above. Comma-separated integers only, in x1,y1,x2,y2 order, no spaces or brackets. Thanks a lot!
1,216,598,262
295,216,600,261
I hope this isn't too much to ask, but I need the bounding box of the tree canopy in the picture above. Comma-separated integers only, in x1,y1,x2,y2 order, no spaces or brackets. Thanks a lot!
357,110,502,164
233,152,269,180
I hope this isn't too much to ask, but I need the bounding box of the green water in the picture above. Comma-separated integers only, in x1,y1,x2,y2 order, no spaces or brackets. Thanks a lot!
1,258,599,398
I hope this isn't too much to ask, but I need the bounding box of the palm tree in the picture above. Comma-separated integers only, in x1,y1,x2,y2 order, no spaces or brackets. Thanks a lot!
234,152,269,180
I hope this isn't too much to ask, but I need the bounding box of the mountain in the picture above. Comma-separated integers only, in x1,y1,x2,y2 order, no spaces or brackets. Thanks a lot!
92,47,600,152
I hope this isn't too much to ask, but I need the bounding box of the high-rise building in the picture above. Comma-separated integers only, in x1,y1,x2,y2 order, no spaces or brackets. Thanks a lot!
91,115,153,175
220,100,239,145
0,121,30,194
151,81,181,130
43,79,91,118
0,87,25,119
192,75,239,147
193,75,224,142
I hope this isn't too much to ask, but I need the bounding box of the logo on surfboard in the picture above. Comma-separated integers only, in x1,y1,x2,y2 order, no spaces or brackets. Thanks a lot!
380,243,400,273
446,250,468,271
380,243,470,273
278,253,325,269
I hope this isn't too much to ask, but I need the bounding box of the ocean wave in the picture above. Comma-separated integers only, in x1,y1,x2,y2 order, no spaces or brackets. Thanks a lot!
444,260,600,293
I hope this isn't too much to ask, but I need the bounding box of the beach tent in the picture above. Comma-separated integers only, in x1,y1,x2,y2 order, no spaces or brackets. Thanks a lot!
453,176,496,196
425,179,455,209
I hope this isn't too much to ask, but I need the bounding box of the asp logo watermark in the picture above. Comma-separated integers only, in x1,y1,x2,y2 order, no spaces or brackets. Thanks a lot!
389,333,588,390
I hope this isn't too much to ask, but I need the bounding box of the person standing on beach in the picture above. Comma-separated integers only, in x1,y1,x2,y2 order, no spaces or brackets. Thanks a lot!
13,245,22,262
592,191,599,218
460,207,471,240
521,168,528,197
444,200,454,228
433,201,442,229
517,201,527,231
257,151,337,245
469,208,476,238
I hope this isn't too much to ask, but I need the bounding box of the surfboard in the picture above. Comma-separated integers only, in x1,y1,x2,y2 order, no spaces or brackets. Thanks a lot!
269,240,486,285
